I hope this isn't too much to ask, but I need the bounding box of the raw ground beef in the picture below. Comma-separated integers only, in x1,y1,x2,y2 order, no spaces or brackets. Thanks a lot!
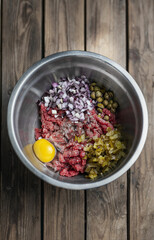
35,103,115,177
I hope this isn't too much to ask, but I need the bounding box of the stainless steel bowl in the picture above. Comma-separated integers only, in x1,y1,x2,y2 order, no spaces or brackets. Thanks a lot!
7,51,148,190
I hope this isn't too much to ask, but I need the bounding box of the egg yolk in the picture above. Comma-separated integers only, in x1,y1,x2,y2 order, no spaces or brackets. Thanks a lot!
33,139,56,163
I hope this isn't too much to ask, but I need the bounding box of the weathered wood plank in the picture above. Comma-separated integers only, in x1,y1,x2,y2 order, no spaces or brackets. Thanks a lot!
45,0,84,56
44,1,85,240
0,5,1,235
1,1,42,239
0,0,1,152
86,1,127,239
87,0,126,68
129,0,154,239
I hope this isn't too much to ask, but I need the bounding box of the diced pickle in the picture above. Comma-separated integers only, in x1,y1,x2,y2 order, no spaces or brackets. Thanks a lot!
97,103,104,109
75,134,85,143
84,128,126,179
97,108,103,113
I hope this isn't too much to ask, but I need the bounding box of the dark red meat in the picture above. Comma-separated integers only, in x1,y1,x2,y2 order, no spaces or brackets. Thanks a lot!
63,149,80,158
35,103,87,177
35,103,116,177
46,158,66,172
68,157,82,165
80,151,86,158
60,169,79,177
72,164,85,173
35,128,42,140
102,108,116,125
90,109,114,133
58,153,66,163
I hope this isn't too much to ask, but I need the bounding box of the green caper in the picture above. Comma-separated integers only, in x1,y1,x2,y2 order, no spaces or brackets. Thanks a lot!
91,82,96,86
103,100,108,106
111,108,116,113
91,91,96,99
107,103,112,109
97,97,103,102
109,99,113,104
113,102,118,108
104,92,109,100
90,85,94,91
104,115,109,121
97,103,104,109
94,86,100,91
108,91,114,99
97,108,103,113
101,87,106,94
96,91,102,98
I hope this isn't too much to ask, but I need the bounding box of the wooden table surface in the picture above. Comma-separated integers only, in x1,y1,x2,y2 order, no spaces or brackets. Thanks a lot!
1,0,154,239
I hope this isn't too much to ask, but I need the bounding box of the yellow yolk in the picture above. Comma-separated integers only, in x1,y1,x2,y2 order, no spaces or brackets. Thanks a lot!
33,139,56,163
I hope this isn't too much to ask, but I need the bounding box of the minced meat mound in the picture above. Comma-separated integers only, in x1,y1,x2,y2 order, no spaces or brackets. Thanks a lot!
35,103,115,177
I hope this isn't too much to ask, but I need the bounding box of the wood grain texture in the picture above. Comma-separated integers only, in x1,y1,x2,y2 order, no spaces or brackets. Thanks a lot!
0,0,1,166
44,186,85,240
129,0,154,239
86,1,127,239
45,0,84,55
0,2,1,239
87,0,126,68
44,1,85,240
1,1,42,239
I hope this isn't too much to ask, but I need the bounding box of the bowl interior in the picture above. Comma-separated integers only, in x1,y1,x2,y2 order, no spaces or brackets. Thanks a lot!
11,54,143,186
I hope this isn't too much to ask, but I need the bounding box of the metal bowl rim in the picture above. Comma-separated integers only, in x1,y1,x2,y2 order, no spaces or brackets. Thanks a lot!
7,50,148,190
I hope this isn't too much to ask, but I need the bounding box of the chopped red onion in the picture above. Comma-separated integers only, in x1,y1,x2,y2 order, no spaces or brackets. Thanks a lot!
80,87,86,92
62,102,68,109
56,99,61,105
70,96,74,103
52,82,58,88
42,75,94,122
66,110,70,115
68,103,74,110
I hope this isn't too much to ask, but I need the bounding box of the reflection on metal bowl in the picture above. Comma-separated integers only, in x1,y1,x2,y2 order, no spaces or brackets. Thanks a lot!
7,51,148,190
